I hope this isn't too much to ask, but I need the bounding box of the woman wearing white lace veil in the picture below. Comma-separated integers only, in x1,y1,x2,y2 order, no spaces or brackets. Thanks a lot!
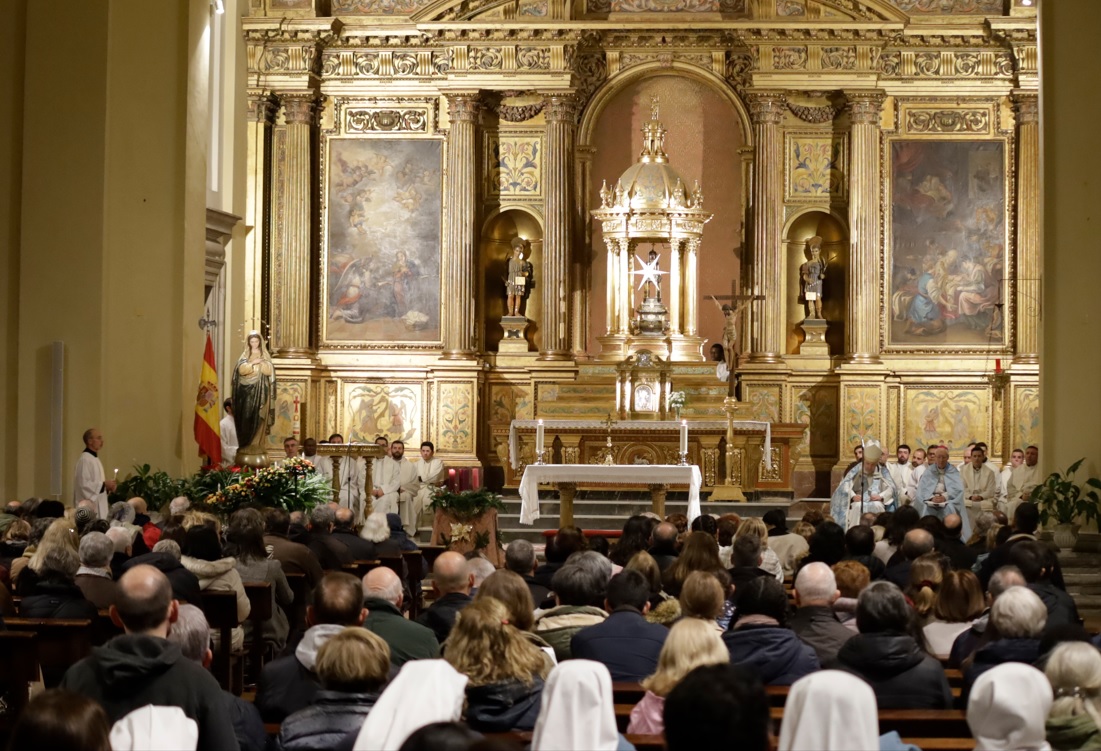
968,662,1053,751
531,660,635,751
352,660,468,751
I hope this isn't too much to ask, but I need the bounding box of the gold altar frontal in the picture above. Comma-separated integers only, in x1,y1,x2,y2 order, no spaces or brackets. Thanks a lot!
507,418,804,501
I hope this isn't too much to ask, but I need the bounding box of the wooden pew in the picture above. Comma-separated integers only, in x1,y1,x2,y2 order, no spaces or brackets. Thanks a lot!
283,572,309,638
243,582,273,685
343,560,382,580
4,617,93,688
419,545,447,573
902,739,975,750
200,590,243,695
0,631,39,732
487,731,664,751
768,706,970,738
612,681,646,706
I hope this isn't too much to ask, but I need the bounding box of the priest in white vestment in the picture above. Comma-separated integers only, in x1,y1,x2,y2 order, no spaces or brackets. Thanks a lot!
904,448,927,506
914,446,971,540
961,445,999,523
885,444,914,506
373,440,417,530
998,447,1024,510
1006,445,1041,522
220,399,238,466
412,441,446,531
314,433,368,521
72,428,116,518
830,443,897,529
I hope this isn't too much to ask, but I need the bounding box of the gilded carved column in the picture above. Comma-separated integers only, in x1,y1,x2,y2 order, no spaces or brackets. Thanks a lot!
668,239,682,335
442,94,480,360
244,92,275,328
540,96,575,360
573,145,597,357
1013,91,1040,363
846,91,886,363
684,237,701,337
746,93,786,362
604,237,618,335
618,238,631,334
269,93,316,355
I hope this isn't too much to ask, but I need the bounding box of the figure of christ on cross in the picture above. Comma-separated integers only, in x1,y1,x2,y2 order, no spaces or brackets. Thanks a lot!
710,282,764,394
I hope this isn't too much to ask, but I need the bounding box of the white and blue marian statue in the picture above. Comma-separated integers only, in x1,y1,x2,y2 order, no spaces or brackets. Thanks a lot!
831,441,898,529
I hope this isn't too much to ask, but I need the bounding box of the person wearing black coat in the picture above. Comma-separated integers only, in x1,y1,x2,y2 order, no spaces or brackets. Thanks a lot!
723,577,820,686
832,580,953,709
19,547,99,622
273,621,389,750
464,678,544,732
416,551,474,644
122,550,203,605
570,570,668,682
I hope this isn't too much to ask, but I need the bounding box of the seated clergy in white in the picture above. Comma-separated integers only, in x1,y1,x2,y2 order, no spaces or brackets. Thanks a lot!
321,434,369,521
372,440,417,523
830,442,897,530
915,446,971,540
412,441,446,530
885,444,914,506
962,445,999,517
904,448,928,505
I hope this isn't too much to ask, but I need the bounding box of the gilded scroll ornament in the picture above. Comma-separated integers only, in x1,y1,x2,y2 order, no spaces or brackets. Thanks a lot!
345,108,429,133
822,46,857,71
905,109,989,134
772,46,808,70
517,47,551,70
469,47,504,70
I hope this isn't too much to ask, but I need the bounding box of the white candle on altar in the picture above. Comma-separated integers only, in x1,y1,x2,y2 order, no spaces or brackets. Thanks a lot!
680,419,688,455
536,419,545,458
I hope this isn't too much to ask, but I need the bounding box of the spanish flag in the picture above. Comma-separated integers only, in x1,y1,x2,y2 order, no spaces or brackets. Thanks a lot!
194,332,222,465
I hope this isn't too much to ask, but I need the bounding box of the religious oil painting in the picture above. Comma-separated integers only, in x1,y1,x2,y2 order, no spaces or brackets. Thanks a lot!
345,383,420,445
265,381,305,450
324,138,442,345
903,388,990,452
887,140,1007,349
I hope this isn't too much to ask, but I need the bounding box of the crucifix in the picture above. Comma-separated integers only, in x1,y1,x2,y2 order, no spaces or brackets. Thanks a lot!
710,279,765,396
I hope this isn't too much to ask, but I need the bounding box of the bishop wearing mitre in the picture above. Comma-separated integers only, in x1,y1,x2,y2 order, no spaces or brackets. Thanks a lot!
830,441,897,529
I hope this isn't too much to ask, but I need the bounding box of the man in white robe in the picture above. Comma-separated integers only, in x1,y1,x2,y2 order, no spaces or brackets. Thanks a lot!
962,444,1000,525
998,447,1025,510
73,428,116,518
412,441,446,531
886,444,914,506
1006,445,1042,522
314,433,367,520
370,436,389,498
373,440,417,529
219,399,238,466
904,447,927,504
914,446,971,540
830,443,897,529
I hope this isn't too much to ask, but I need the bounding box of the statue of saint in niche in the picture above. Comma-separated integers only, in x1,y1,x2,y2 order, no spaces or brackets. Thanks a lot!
799,235,828,320
232,330,276,463
505,238,534,317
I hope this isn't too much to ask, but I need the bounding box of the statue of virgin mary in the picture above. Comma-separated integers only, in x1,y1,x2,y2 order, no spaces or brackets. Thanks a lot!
231,330,276,467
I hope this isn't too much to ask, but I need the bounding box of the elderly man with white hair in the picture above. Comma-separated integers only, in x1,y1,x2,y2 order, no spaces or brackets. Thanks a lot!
467,556,496,594
915,446,971,540
829,442,897,529
788,562,855,665
361,566,440,667
74,531,119,609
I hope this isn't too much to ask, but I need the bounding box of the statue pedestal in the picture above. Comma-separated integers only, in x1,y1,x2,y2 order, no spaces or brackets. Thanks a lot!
798,318,830,356
499,316,531,353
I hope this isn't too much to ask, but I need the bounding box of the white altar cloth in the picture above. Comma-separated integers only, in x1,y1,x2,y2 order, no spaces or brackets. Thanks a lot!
508,419,771,470
518,463,703,526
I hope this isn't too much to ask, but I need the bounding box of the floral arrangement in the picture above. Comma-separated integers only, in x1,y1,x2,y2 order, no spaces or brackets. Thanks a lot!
668,390,687,410
428,487,506,520
201,458,331,514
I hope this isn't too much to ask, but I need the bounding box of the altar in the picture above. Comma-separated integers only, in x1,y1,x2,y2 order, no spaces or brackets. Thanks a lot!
507,417,806,500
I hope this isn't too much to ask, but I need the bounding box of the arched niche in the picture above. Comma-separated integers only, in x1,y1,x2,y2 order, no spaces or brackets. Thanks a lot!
783,209,849,356
480,207,544,353
584,69,747,357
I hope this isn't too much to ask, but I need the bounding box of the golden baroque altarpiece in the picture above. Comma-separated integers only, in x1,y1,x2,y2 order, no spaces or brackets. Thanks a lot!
243,0,1039,496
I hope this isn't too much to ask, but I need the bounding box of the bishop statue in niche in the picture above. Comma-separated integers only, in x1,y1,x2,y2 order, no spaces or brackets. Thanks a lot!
799,235,828,320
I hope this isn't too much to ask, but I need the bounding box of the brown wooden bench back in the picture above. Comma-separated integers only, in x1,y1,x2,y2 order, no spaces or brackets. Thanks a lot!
0,631,39,730
4,617,93,687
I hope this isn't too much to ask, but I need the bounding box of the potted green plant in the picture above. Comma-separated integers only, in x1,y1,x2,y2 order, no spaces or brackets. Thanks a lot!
1030,458,1101,550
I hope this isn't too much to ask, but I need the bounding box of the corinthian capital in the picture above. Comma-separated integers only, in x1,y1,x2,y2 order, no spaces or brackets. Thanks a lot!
280,94,319,125
543,95,578,123
846,91,886,125
746,92,787,126
1012,91,1039,125
247,93,277,125
447,93,481,123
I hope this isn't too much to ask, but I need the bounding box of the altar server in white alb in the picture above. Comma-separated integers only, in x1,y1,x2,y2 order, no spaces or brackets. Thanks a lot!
961,444,999,519
372,440,417,528
412,441,446,531
830,441,897,529
914,446,971,540
220,399,238,467
73,428,117,518
885,444,914,506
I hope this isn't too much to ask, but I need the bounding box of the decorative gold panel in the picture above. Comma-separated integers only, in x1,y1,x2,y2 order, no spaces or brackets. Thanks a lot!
266,380,306,449
343,382,422,446
436,381,475,453
792,384,838,458
785,132,847,202
1013,386,1040,452
843,385,881,448
903,387,991,453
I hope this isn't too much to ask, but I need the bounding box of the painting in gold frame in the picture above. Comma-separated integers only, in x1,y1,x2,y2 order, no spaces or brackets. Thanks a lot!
885,139,1009,351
